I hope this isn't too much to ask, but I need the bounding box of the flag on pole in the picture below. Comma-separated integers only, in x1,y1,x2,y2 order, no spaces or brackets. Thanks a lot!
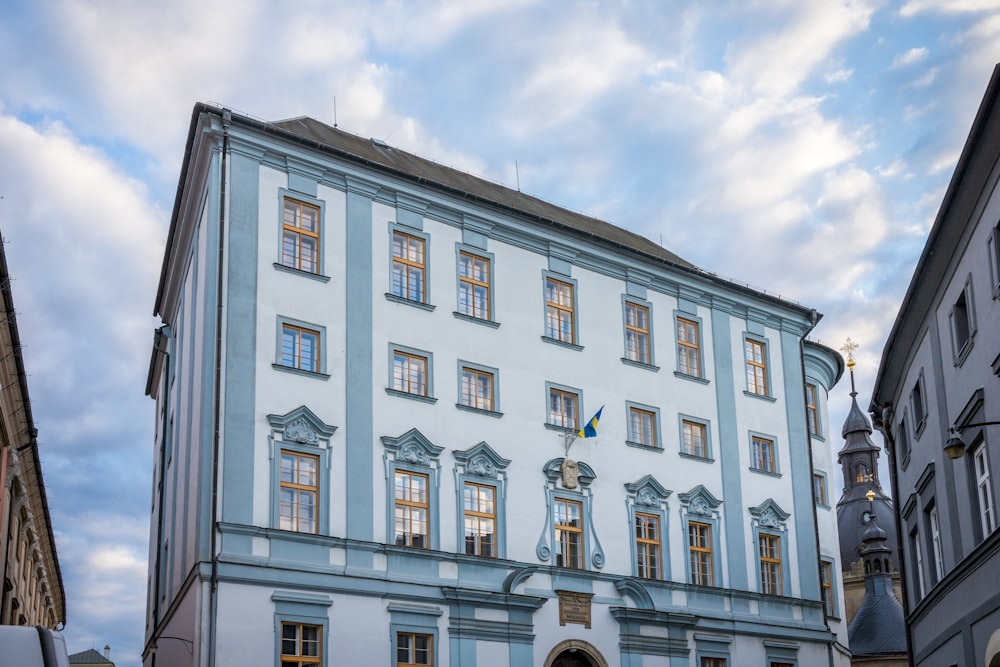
577,405,604,439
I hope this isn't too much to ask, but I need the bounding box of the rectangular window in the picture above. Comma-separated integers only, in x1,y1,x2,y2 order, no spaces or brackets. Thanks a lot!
952,288,971,352
910,528,925,598
458,251,490,319
396,632,433,666
279,451,318,534
821,560,835,616
554,498,584,569
624,302,651,364
682,420,708,458
806,383,820,436
974,442,996,536
281,324,320,372
897,417,910,462
460,366,494,411
463,482,496,557
548,387,579,430
813,474,828,506
392,231,426,302
701,657,726,667
929,506,944,581
635,513,661,579
281,622,321,666
545,277,575,343
393,351,428,396
759,533,782,595
394,471,429,548
689,521,714,586
629,406,657,448
751,436,777,473
282,198,320,273
990,220,1000,295
911,378,925,430
745,337,768,396
676,317,702,377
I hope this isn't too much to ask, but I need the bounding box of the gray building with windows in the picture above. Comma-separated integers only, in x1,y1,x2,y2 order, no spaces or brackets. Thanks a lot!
143,104,851,667
870,64,1000,667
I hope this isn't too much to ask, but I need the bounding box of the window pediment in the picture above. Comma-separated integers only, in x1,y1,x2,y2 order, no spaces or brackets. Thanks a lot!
382,428,444,466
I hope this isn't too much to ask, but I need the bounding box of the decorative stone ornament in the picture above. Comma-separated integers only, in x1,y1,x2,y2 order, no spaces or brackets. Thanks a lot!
561,458,579,489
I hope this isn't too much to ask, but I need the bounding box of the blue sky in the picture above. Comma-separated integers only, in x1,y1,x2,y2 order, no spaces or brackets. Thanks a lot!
1,1,999,664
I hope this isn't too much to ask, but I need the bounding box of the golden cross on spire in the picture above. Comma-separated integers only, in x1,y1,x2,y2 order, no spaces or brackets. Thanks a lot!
841,338,859,393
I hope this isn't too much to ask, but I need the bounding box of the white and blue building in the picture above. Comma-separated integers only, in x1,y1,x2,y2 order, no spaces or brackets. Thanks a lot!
143,105,851,667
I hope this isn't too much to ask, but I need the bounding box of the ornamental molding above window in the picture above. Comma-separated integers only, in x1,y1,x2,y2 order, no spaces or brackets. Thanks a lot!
678,484,722,517
267,406,337,444
543,457,597,488
382,428,444,467
624,475,672,510
749,498,790,529
453,441,511,478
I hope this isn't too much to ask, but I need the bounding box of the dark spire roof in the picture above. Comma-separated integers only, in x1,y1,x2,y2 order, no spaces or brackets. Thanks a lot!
837,391,880,457
848,510,907,657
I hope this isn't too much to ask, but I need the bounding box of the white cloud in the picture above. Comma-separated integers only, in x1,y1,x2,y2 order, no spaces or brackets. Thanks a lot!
825,67,855,83
891,46,930,68
900,0,1000,16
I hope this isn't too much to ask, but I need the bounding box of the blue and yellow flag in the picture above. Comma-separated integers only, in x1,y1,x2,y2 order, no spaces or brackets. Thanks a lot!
578,406,604,439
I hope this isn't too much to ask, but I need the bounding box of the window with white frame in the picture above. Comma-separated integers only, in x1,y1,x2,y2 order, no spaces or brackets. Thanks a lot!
910,527,925,599
989,218,1000,296
910,373,926,433
974,441,996,537
929,505,945,582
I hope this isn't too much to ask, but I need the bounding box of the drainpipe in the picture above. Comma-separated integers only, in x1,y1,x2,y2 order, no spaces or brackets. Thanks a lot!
870,402,915,667
208,107,231,667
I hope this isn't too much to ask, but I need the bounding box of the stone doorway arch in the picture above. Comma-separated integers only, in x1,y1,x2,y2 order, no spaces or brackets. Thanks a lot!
985,627,1000,667
543,639,609,667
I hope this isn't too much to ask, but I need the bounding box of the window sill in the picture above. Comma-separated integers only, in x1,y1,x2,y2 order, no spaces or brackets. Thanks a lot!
272,364,330,381
914,419,926,441
900,452,911,471
455,403,504,419
626,440,662,453
385,388,438,404
810,432,826,442
453,311,500,328
544,423,578,434
385,293,436,311
749,467,782,478
816,502,831,511
954,337,974,367
621,358,659,372
679,452,714,463
541,336,583,351
272,262,331,283
743,390,776,403
674,371,709,385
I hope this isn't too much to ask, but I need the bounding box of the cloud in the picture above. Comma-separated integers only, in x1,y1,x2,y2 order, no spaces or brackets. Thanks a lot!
891,46,930,68
900,0,1000,16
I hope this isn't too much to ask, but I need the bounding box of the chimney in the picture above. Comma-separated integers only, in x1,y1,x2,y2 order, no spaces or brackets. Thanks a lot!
104,645,110,659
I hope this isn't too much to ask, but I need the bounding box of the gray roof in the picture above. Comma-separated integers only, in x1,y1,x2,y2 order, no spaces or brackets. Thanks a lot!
69,648,113,665
270,116,694,269
847,575,907,656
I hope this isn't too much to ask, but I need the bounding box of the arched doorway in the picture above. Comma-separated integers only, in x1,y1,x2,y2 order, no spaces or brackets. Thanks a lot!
544,640,609,667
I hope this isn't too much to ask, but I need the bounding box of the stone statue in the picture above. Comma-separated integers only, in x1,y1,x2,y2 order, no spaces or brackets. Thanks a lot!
561,458,579,489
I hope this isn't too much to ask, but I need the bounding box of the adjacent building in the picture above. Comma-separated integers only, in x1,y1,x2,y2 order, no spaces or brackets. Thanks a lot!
0,237,65,628
143,104,851,667
870,64,1000,667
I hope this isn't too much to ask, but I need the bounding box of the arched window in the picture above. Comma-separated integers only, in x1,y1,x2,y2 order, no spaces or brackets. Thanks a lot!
855,463,870,483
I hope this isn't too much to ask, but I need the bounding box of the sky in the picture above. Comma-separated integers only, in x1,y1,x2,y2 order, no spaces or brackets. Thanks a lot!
1,0,999,664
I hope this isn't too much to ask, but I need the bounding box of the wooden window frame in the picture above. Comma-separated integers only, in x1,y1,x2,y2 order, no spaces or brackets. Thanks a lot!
554,497,584,569
635,512,661,579
392,230,427,302
396,631,434,666
624,302,651,364
548,387,579,430
460,366,494,411
676,317,702,377
751,436,776,473
689,521,714,586
700,659,727,667
813,473,828,506
282,198,321,274
758,533,782,595
279,450,319,534
805,383,820,436
545,277,576,344
745,337,769,396
629,406,657,448
393,350,429,396
682,420,708,458
394,471,430,549
280,621,322,666
821,560,835,616
458,251,490,320
463,481,496,557
281,323,320,373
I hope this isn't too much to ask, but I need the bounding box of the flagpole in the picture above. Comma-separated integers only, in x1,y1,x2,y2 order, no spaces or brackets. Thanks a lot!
563,430,579,457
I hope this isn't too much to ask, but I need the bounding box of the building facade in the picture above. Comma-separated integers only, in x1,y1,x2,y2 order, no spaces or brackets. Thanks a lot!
0,239,65,629
870,65,1000,667
144,105,851,667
